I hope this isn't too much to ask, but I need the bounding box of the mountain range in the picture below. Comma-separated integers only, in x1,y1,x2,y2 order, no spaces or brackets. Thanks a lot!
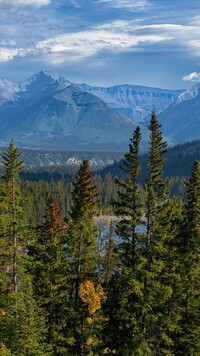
78,83,183,122
0,70,199,151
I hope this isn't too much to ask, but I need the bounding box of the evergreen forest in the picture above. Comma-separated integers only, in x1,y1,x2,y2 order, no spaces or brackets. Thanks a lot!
0,113,199,355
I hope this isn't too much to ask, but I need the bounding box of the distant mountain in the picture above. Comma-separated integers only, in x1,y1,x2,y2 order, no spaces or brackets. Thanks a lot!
0,70,70,104
1,70,199,151
0,71,148,151
78,83,183,122
157,84,200,143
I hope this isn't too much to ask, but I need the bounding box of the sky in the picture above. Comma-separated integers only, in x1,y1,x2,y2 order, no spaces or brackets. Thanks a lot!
1,0,200,89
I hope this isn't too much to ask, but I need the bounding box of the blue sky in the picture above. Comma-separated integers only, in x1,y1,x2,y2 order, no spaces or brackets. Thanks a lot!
0,0,200,89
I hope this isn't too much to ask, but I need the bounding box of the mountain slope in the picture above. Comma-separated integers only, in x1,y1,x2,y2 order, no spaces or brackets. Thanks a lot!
0,71,148,151
98,140,200,181
78,83,183,122
157,84,200,143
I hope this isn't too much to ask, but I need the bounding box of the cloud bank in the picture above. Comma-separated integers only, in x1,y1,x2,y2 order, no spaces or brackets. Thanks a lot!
1,0,200,88
1,20,200,65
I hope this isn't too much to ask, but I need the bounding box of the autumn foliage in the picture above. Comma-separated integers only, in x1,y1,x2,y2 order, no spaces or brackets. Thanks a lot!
79,280,106,314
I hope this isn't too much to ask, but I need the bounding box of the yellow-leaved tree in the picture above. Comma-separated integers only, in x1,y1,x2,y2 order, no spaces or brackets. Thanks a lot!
79,280,107,355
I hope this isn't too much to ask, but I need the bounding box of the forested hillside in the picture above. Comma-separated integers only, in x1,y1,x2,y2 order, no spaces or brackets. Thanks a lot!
17,140,200,222
98,139,200,181
0,116,199,355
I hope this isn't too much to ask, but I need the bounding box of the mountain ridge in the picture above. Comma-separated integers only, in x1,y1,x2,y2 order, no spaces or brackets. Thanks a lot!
0,71,148,151
78,82,184,122
0,70,199,151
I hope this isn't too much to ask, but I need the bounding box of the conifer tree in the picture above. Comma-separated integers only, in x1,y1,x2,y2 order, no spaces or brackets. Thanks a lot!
1,140,24,294
178,160,200,354
0,141,48,355
107,116,183,355
104,127,148,353
143,113,182,354
30,195,68,355
68,160,99,299
145,112,168,245
113,126,142,266
66,160,99,354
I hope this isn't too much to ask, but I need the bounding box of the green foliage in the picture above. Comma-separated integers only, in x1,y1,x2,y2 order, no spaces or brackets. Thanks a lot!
0,139,199,355
30,196,69,355
145,112,169,245
66,160,100,354
177,160,200,354
113,126,142,266
106,127,148,353
67,160,99,283
0,141,48,355
0,343,12,356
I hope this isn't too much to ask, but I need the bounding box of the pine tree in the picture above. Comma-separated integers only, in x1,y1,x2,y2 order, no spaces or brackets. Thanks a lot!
68,160,99,300
104,127,149,353
66,160,100,354
113,126,142,266
1,140,24,294
178,160,200,354
145,112,168,246
30,195,68,355
143,113,182,354
0,141,48,355
106,115,182,354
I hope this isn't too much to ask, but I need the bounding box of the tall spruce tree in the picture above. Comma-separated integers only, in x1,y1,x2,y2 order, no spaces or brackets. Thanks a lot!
104,127,149,354
143,113,182,354
0,141,48,355
114,126,142,266
178,160,200,354
30,195,68,355
1,140,24,294
68,160,99,299
67,160,100,354
145,112,168,246
106,114,182,354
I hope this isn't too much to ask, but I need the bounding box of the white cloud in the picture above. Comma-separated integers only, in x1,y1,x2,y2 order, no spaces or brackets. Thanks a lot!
2,19,200,65
0,48,20,61
35,27,170,63
182,72,200,82
96,0,150,10
0,0,51,7
0,23,169,63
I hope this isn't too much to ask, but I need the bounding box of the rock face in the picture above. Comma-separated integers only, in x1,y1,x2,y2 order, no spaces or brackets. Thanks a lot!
0,71,148,151
78,83,183,122
157,84,200,144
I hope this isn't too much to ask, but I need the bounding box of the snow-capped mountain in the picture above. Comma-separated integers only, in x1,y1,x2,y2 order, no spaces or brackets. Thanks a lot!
175,83,200,103
78,83,183,122
0,71,71,104
0,79,20,104
0,71,148,151
0,70,199,151
158,83,200,143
